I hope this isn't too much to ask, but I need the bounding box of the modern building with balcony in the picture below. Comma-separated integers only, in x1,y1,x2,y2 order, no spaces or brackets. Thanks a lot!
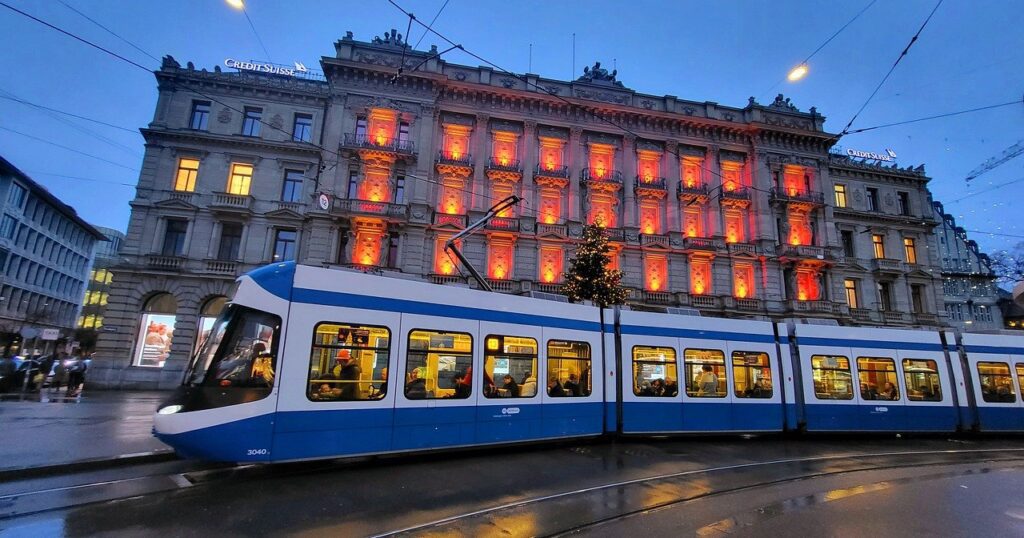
931,201,1003,331
90,32,949,388
0,156,105,356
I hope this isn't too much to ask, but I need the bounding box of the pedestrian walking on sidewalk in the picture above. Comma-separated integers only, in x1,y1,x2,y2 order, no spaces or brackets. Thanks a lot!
66,352,87,396
51,353,69,393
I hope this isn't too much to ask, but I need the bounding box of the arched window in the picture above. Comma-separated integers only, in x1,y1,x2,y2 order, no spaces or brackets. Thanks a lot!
194,296,228,355
133,293,178,368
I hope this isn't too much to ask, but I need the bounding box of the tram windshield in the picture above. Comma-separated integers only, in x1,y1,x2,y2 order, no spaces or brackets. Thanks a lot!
185,305,281,388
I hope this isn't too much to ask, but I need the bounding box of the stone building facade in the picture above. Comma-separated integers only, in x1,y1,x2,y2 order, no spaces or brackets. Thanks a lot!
0,156,105,356
931,201,1003,331
90,33,948,389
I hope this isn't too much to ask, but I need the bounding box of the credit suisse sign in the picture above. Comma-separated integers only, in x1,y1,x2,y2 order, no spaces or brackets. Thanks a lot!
224,59,308,77
846,148,897,162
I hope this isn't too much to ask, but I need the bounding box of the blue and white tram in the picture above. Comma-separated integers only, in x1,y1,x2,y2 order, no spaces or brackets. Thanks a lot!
154,262,1024,463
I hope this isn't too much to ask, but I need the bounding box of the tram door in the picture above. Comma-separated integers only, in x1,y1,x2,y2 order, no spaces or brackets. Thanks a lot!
391,313,480,450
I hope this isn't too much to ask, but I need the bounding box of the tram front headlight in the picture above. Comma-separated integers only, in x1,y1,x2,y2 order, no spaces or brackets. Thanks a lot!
158,404,183,415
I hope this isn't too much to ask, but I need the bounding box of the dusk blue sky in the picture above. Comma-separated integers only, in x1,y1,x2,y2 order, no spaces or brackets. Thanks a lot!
1,0,1021,254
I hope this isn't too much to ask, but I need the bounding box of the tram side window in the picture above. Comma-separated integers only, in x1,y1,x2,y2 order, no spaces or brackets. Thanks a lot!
977,361,1016,403
483,335,537,398
405,329,473,400
548,340,592,398
307,322,390,401
810,355,853,400
1018,364,1024,397
684,348,726,398
902,359,942,401
633,346,678,397
856,357,899,401
733,351,772,398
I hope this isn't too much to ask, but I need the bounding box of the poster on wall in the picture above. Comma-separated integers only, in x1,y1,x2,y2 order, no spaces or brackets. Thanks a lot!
134,314,176,367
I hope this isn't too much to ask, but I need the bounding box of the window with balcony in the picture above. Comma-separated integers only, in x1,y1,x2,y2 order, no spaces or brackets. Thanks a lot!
161,219,188,256
911,284,925,313
272,229,297,262
217,222,243,261
897,191,910,216
394,176,405,205
227,163,253,195
398,121,410,147
841,230,855,257
355,117,367,139
189,101,210,130
844,279,859,308
903,237,917,264
386,232,400,268
834,184,847,208
347,171,359,200
733,264,754,299
174,158,200,192
281,170,303,203
866,187,879,211
681,157,702,188
877,281,893,311
872,234,885,259
292,113,313,142
241,107,262,137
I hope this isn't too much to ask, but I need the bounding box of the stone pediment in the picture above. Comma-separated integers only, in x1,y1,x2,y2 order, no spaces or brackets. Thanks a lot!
906,268,936,279
264,208,304,220
154,197,198,211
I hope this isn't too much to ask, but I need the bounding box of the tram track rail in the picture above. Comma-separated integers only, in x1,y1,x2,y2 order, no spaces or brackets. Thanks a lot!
372,447,1024,537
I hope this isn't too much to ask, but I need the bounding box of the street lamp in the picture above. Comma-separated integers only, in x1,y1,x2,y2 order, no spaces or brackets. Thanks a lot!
225,0,245,9
787,64,809,82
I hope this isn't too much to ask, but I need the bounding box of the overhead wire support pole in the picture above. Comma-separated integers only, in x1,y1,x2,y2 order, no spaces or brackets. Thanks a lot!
444,196,521,293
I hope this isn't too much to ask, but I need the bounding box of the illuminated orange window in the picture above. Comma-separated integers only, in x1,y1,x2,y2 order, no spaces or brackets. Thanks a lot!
360,170,390,202
724,210,745,244
442,124,472,160
606,246,621,272
436,180,464,215
681,157,702,188
539,246,563,283
721,161,742,192
637,150,661,183
588,143,615,179
539,137,564,172
690,259,712,295
491,183,514,217
683,207,703,238
488,240,514,280
352,219,384,267
367,108,397,147
788,211,811,246
589,196,616,228
435,236,457,275
733,264,755,299
492,131,518,166
539,191,561,224
783,166,806,197
796,269,821,301
645,255,668,291
639,203,661,235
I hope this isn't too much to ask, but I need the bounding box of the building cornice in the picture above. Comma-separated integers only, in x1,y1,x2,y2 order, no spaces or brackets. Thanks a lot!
141,128,322,156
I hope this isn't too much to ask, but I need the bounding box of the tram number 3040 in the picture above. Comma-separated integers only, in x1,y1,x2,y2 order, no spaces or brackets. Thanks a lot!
247,448,270,456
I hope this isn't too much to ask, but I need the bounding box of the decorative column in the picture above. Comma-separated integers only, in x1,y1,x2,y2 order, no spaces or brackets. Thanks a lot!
622,135,638,227
664,141,681,233
471,113,489,211
568,127,583,222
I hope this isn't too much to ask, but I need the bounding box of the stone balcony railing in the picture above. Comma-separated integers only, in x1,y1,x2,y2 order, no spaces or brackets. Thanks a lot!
146,255,183,271
485,217,520,232
204,260,237,275
882,310,909,323
683,237,723,251
733,297,763,311
535,282,564,295
640,234,669,248
872,258,904,272
342,133,416,155
634,176,667,193
435,151,474,168
789,300,845,315
486,279,517,293
677,182,710,199
334,198,408,219
536,223,567,237
485,160,523,174
429,274,462,286
727,242,757,256
720,186,751,200
433,213,468,228
642,291,674,304
851,307,874,322
691,295,721,308
210,192,253,210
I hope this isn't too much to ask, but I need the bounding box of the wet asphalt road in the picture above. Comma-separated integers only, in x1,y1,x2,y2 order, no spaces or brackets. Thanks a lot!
1,436,1022,537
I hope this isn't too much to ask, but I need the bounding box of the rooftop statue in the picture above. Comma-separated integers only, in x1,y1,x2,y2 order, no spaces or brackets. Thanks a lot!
578,61,624,87
372,28,407,48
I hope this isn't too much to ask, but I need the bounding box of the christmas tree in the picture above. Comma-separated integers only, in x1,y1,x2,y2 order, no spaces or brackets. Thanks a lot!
562,223,628,307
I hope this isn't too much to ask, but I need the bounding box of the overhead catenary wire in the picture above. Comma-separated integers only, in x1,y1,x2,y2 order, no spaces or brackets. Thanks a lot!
845,98,1023,135
835,0,944,139
0,125,138,171
413,0,450,50
56,0,160,63
25,170,138,188
0,93,138,134
241,4,273,63
947,176,1024,204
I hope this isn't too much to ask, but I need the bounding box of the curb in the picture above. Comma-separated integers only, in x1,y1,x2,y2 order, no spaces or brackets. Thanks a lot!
0,450,179,482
